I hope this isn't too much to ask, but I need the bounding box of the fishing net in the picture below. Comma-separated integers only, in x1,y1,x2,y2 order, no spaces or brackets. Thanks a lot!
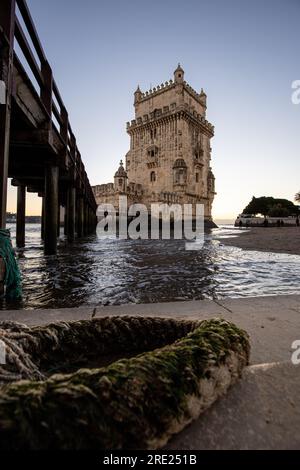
0,315,250,449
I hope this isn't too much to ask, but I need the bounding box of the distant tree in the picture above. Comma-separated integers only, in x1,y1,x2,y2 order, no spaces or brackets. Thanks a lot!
295,192,300,203
243,196,273,217
268,204,290,218
243,196,298,217
273,198,299,215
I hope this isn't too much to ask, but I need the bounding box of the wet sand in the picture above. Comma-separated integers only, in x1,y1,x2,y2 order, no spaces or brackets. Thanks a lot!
219,226,300,255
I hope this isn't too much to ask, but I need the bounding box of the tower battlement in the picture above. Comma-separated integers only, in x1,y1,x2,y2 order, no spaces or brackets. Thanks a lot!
136,80,206,107
126,103,214,136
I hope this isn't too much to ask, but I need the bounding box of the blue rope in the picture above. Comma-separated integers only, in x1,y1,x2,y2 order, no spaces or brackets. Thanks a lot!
0,229,22,300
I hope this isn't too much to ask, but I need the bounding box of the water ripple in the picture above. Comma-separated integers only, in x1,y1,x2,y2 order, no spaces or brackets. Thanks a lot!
1,224,300,310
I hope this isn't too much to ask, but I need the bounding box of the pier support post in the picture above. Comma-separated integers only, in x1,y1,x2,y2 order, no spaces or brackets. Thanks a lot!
77,196,84,238
67,186,76,241
91,208,95,233
16,185,26,248
83,202,87,236
87,207,91,234
84,203,89,236
41,196,44,240
64,205,68,235
44,165,58,255
0,0,16,228
57,204,61,237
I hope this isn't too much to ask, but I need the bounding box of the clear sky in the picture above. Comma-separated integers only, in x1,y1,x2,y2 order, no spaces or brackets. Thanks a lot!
8,0,300,220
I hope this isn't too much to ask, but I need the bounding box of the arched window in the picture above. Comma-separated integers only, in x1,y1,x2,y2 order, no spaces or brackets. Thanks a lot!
174,169,186,184
150,171,156,182
173,158,187,185
119,179,123,186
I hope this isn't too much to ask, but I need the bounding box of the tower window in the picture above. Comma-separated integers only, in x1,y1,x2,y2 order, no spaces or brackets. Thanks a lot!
196,173,199,183
150,171,156,182
119,179,123,186
147,146,158,158
150,128,157,140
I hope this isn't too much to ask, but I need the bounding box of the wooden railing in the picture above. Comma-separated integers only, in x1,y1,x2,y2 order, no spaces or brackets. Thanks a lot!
11,0,96,209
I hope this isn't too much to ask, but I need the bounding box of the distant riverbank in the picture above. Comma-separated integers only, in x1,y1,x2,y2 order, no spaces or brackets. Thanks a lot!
218,226,300,255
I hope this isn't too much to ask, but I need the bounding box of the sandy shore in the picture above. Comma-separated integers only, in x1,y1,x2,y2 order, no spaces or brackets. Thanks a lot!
218,226,300,255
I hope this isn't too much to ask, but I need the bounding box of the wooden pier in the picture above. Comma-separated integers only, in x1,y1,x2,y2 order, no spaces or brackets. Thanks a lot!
0,0,97,254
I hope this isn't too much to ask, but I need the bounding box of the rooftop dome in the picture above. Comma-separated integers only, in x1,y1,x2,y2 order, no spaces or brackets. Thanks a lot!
114,160,127,178
173,158,187,169
174,63,184,74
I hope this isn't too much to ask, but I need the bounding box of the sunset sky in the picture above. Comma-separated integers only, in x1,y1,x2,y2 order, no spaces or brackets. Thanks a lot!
8,0,300,220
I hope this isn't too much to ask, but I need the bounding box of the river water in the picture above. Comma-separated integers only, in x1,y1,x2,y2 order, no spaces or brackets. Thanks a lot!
2,223,300,310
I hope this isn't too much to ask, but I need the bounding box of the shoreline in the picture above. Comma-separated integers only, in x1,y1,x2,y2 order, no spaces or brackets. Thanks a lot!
217,226,300,256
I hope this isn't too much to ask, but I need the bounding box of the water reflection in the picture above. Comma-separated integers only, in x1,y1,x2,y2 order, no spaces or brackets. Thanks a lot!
2,224,300,310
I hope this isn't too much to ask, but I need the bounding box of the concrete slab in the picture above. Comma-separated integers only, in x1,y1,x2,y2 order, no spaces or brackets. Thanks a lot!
166,362,300,450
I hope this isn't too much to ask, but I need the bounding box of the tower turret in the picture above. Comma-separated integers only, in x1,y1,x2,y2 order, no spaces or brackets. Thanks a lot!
114,160,127,193
134,85,142,105
174,63,184,84
200,88,207,107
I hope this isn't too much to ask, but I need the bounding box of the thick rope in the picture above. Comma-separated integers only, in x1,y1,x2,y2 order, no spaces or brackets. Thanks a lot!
0,316,197,384
0,316,250,450
0,229,22,300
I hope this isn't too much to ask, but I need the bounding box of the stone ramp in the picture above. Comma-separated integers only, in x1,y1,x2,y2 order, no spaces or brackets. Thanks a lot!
166,361,300,450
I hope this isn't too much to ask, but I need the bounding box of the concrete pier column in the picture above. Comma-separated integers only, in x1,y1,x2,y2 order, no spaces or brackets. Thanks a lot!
77,196,84,238
67,186,76,242
16,185,26,248
44,165,59,255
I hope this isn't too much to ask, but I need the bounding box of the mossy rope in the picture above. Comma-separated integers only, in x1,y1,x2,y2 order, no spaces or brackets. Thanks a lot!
0,229,22,299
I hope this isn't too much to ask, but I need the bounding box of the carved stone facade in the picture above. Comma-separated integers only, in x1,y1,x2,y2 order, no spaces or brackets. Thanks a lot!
92,65,216,219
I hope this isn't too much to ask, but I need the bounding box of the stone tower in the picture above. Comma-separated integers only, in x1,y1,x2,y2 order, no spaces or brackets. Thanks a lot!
125,65,216,219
